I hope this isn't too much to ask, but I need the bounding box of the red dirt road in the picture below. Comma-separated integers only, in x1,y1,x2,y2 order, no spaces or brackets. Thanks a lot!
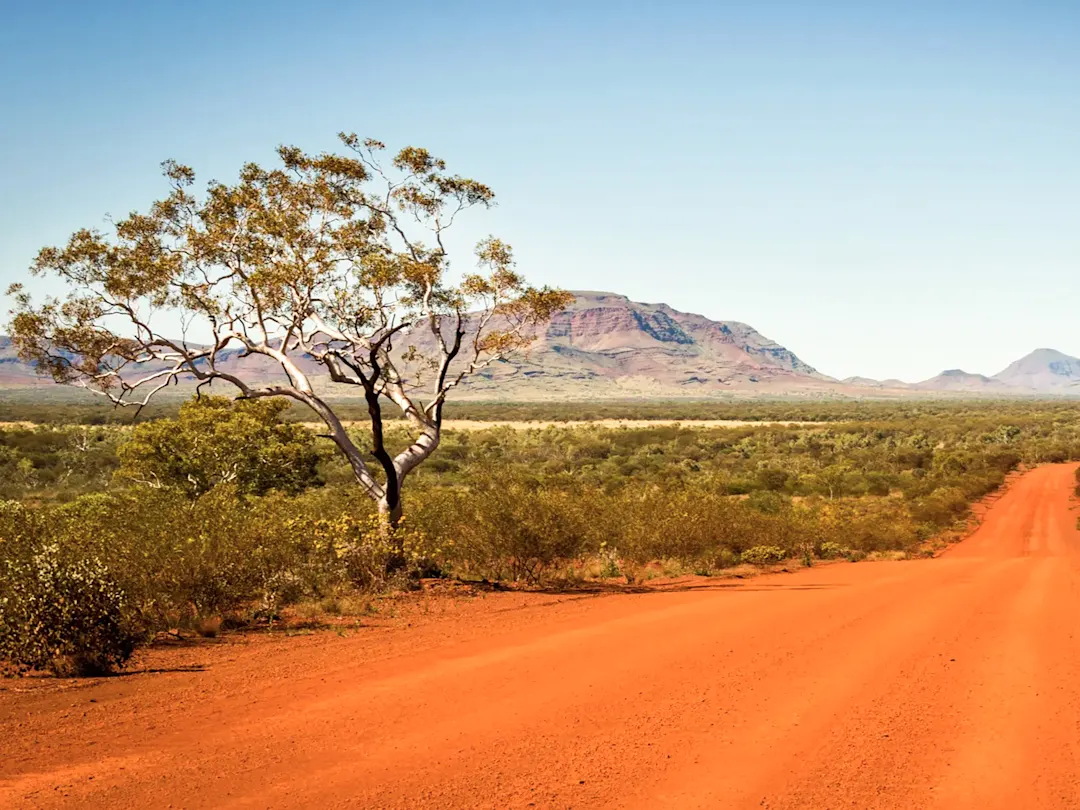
3,464,1080,809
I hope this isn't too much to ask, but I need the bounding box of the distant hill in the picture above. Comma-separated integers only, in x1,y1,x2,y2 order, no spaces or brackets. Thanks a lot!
0,295,1077,400
912,369,1011,393
992,349,1080,392
842,376,911,390
903,349,1080,395
0,337,50,386
444,291,846,399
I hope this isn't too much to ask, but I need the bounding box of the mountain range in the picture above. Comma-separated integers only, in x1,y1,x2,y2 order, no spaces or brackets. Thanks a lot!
1,292,1078,400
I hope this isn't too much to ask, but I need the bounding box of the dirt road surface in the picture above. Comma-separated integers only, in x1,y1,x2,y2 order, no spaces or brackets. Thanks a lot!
3,464,1080,809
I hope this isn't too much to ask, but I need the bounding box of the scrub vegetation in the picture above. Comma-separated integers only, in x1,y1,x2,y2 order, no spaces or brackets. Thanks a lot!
2,397,1080,675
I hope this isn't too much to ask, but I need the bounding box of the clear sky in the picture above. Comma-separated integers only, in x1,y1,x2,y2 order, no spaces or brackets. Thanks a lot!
2,1,1077,382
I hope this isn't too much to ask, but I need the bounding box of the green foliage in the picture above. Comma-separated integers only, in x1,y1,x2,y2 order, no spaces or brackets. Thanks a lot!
740,545,788,565
0,485,439,664
746,490,789,514
817,541,848,559
0,504,138,675
116,397,321,498
755,467,790,491
421,475,588,585
0,425,120,502
294,509,436,591
3,399,1080,675
8,134,570,534
433,399,1080,425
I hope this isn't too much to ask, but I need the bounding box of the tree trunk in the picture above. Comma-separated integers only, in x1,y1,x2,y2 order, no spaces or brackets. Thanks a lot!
378,493,406,573
378,494,404,529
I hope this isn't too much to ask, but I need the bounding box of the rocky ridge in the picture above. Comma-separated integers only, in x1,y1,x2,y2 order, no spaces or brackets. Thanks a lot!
2,295,1078,400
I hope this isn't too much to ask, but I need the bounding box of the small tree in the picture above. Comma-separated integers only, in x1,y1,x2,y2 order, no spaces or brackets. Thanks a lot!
116,396,322,498
8,133,571,530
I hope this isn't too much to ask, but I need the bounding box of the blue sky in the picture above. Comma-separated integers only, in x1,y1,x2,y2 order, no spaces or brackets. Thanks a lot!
2,1,1077,381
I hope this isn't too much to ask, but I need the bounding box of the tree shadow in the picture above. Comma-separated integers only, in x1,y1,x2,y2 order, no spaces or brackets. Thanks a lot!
110,663,208,678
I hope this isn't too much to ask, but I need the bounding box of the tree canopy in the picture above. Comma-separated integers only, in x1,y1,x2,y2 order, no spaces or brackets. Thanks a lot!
9,133,571,523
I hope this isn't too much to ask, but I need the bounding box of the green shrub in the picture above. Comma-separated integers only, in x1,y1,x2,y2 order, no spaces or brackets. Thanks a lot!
710,547,740,569
746,490,789,514
433,477,587,585
910,486,969,528
293,508,437,591
740,545,787,565
597,542,622,578
116,397,322,499
817,541,848,559
755,467,790,491
0,541,138,675
863,472,892,496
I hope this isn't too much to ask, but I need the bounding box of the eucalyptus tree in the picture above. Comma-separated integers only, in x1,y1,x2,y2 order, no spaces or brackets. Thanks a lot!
9,133,571,528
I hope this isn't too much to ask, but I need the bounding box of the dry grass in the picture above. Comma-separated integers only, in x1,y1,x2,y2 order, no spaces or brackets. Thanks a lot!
298,419,822,432
291,589,380,622
865,550,910,562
